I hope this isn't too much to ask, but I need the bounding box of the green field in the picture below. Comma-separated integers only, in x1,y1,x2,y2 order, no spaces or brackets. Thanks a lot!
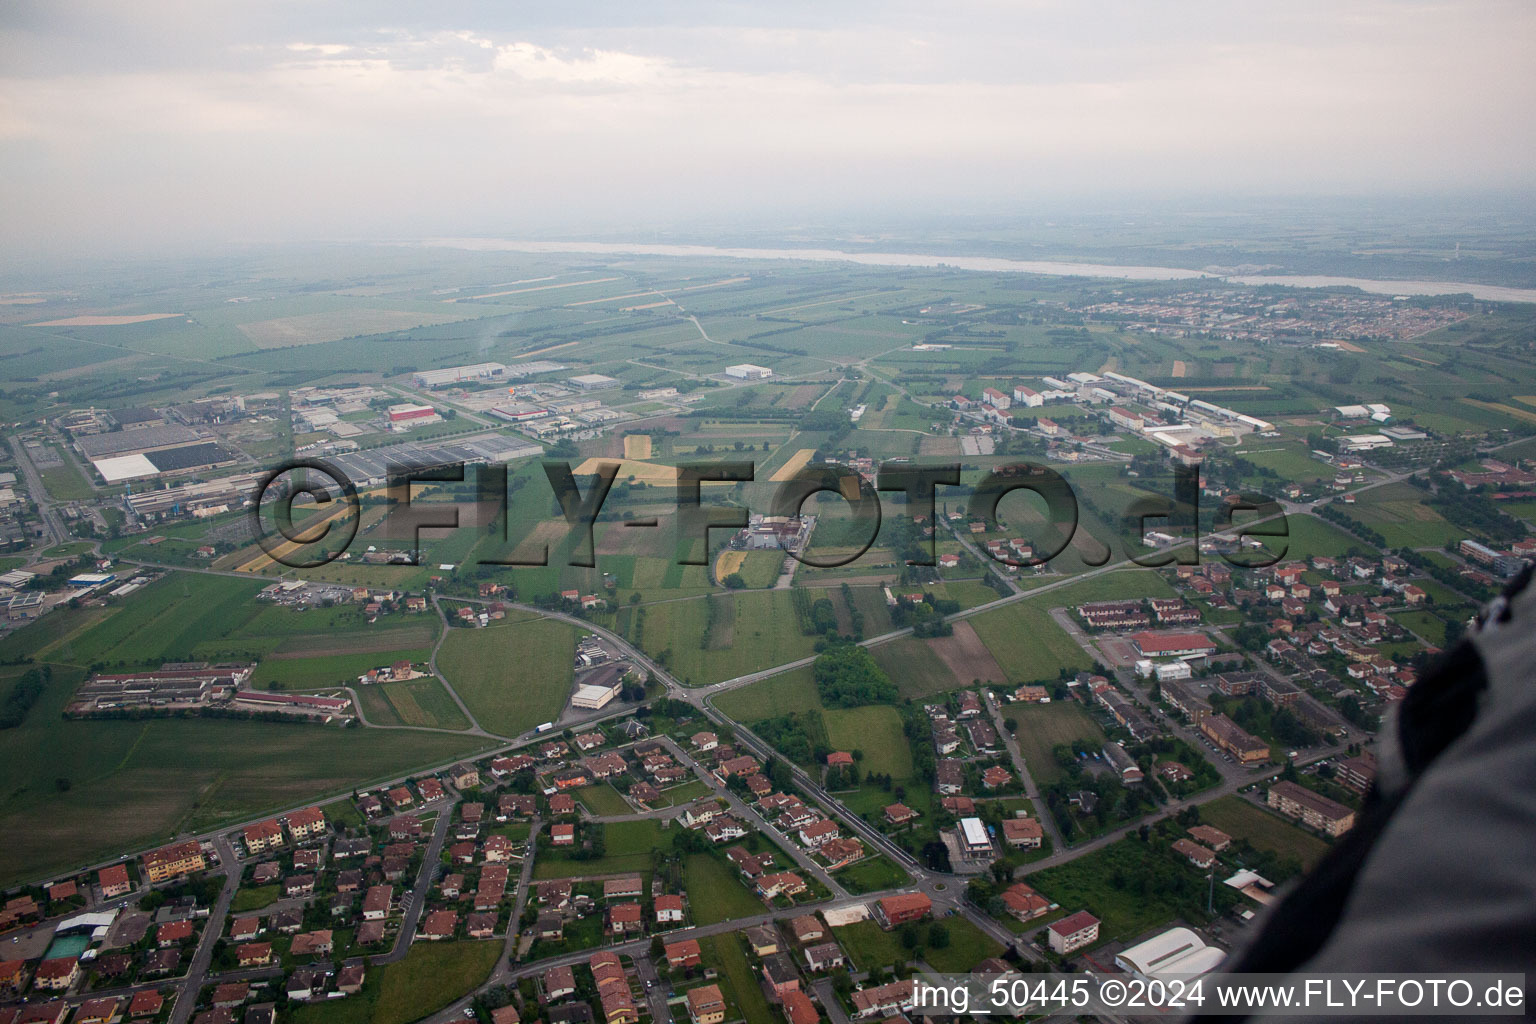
821,705,913,779
533,819,665,879
1337,484,1464,548
833,916,1003,973
37,448,95,500
0,578,488,887
436,616,580,737
1260,513,1373,562
699,933,775,1024
1232,443,1334,484
713,667,819,722
637,590,820,686
684,854,767,925
290,940,500,1024
1392,609,1454,646
968,602,1092,683
1198,795,1331,870
251,648,435,690
0,680,483,887
869,636,966,698
733,550,785,589
1027,838,1202,942
1003,702,1107,786
575,784,633,816
353,677,472,731
833,856,912,895
27,572,268,668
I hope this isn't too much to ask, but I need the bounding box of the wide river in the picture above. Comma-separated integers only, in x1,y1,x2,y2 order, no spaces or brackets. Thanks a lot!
423,237,1536,305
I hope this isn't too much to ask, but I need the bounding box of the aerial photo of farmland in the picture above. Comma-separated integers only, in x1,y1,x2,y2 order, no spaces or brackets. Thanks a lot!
1,2,1534,1022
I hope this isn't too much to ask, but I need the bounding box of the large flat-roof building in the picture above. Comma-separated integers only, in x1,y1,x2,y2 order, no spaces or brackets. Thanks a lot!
571,664,624,711
1130,631,1218,658
413,363,508,388
724,364,773,380
387,404,439,430
957,817,992,859
567,373,620,391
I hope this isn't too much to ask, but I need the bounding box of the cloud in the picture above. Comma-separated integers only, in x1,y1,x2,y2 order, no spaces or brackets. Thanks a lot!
0,0,1532,252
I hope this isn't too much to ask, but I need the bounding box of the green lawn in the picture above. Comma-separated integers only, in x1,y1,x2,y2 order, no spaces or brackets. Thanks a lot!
834,917,1003,973
833,856,912,895
231,885,281,913
1003,702,1107,786
699,933,776,1024
251,649,434,691
322,798,364,829
1027,838,1204,943
637,590,820,686
436,616,580,737
684,854,766,925
353,677,472,731
713,666,819,722
969,602,1091,683
0,596,488,887
43,540,96,558
822,705,913,779
290,940,499,1024
533,819,666,879
1338,483,1463,549
575,784,633,816
1198,795,1331,871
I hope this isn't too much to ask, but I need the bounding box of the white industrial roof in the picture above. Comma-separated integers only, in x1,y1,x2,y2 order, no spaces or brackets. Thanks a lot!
1114,926,1225,978
959,817,989,847
92,453,159,482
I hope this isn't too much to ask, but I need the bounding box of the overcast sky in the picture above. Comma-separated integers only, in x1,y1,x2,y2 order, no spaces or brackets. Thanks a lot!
2,0,1534,254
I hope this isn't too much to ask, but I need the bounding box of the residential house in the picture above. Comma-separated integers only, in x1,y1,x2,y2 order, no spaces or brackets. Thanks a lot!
1046,911,1100,954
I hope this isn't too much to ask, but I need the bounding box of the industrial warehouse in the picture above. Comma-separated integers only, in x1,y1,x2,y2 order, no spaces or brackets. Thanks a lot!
67,662,354,721
77,424,242,484
319,433,543,488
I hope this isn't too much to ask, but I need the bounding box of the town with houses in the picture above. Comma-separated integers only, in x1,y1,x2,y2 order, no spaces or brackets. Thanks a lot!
2,250,1534,1024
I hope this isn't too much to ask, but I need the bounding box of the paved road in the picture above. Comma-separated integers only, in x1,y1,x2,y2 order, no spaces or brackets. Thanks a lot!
984,691,1066,853
385,797,457,959
813,977,852,1024
495,817,542,975
634,954,671,1023
24,492,1400,1022
652,733,849,900
8,434,69,552
168,836,241,1024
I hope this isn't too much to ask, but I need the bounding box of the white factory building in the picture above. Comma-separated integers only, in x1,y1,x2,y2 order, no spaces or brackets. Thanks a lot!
1114,927,1226,980
567,373,621,391
413,363,508,388
725,363,773,380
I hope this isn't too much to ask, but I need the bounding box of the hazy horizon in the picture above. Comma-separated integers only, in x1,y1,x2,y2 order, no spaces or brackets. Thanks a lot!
3,1,1536,256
